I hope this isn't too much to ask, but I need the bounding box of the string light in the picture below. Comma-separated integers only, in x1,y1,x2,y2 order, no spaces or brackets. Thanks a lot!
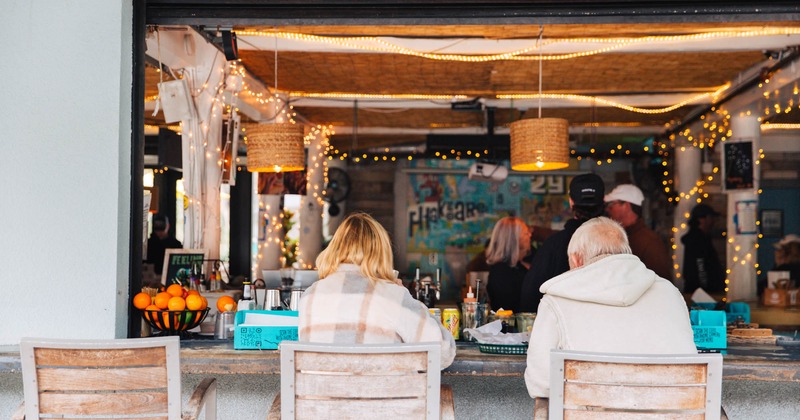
235,28,800,62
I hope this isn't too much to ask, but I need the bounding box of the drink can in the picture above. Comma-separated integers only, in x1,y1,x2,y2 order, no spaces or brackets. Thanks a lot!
442,308,460,340
428,308,442,324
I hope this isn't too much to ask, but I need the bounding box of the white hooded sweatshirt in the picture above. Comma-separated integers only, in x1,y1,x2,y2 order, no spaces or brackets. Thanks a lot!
524,253,697,398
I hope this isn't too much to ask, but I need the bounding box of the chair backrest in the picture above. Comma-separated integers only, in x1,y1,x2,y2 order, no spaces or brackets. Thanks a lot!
20,336,181,420
549,350,723,420
280,341,441,420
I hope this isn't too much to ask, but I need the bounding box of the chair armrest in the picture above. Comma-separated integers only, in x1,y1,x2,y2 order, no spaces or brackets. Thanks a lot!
267,393,281,420
440,385,455,420
533,397,549,419
182,377,217,420
11,402,25,420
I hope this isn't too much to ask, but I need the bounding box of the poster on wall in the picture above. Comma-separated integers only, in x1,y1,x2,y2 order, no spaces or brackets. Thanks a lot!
257,172,308,195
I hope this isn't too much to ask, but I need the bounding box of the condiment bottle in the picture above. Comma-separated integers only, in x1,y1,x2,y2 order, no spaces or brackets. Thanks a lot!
462,287,480,340
238,280,255,311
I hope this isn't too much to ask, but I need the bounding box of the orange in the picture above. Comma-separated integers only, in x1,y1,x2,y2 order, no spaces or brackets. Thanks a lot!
217,295,236,312
187,290,200,296
132,292,152,310
143,304,159,322
185,294,204,311
167,296,186,311
166,284,185,298
154,292,172,310
200,296,209,310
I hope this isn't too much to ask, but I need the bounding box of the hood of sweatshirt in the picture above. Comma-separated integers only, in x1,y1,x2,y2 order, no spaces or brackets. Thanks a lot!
539,254,656,307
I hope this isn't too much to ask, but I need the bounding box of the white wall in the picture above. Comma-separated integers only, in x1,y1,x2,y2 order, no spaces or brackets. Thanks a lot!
0,0,132,344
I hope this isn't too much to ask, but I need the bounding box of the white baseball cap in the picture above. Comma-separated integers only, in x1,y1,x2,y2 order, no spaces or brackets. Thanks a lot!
604,184,644,206
774,234,800,249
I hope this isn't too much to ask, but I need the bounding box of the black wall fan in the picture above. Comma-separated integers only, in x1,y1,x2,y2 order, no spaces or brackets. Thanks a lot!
323,167,351,216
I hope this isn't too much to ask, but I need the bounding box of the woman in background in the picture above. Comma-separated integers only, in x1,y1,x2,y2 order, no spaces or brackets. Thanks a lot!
486,216,532,312
298,212,455,368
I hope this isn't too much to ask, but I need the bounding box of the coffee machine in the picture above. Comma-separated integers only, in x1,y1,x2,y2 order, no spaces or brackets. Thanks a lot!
414,268,441,308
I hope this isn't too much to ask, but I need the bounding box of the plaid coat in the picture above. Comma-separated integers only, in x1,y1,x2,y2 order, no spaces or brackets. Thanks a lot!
298,264,456,368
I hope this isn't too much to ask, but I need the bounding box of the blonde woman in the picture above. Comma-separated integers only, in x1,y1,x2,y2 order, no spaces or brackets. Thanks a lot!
486,216,532,312
298,212,456,368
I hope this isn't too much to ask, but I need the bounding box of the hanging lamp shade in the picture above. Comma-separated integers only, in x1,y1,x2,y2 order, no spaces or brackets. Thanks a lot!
245,123,305,172
509,118,570,171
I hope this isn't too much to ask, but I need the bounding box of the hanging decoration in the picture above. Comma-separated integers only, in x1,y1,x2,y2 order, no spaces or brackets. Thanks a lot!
509,27,570,171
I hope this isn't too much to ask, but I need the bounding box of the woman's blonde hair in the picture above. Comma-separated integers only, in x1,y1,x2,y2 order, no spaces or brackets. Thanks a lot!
316,212,396,283
486,216,528,266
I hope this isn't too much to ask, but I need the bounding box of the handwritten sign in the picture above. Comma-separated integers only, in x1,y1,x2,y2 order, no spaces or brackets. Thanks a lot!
161,249,206,285
723,141,754,191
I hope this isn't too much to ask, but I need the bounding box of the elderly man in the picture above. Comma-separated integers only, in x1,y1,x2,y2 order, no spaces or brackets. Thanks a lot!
524,217,696,398
604,184,672,280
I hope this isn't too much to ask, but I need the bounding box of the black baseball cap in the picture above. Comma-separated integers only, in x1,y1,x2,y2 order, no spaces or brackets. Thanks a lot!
569,173,605,207
689,204,720,221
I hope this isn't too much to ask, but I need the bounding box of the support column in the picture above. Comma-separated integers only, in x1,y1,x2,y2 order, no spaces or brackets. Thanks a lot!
673,145,701,291
726,116,760,301
253,182,283,280
297,126,327,269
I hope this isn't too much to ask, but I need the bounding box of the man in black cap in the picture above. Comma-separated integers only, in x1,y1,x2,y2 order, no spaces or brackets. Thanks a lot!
146,214,183,275
519,173,605,312
681,203,725,294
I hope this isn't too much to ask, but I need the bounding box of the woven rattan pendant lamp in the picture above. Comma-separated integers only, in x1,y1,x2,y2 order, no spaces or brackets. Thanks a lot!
509,28,569,171
246,36,304,173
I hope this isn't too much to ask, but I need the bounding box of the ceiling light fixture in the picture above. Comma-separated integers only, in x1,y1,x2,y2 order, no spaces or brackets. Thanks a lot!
246,34,304,173
510,27,569,171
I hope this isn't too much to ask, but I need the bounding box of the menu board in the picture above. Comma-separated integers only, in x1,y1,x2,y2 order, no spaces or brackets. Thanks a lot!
723,141,754,191
161,249,207,285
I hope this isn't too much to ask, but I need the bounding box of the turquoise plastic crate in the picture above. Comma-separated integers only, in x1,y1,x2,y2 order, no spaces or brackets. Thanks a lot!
726,302,750,324
690,310,726,351
692,302,750,324
233,310,299,350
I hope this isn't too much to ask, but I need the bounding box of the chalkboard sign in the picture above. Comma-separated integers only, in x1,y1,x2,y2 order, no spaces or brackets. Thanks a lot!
723,141,754,191
161,249,207,285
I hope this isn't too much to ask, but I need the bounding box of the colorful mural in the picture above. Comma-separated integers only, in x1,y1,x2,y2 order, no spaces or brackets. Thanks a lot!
405,160,574,300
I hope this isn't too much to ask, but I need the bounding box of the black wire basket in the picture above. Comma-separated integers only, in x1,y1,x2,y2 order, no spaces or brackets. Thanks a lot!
141,309,210,336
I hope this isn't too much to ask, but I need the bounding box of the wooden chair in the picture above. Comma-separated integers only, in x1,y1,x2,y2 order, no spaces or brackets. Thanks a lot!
534,350,726,420
268,341,454,420
14,336,216,420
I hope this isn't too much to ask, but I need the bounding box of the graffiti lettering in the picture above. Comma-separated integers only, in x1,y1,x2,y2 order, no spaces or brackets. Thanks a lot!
408,200,488,235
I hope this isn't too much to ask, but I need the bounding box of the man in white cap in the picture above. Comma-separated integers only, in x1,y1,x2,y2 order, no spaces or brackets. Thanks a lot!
604,184,672,281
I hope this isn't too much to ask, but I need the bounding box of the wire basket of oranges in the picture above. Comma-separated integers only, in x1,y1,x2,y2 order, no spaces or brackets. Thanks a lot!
132,284,211,336
141,308,210,335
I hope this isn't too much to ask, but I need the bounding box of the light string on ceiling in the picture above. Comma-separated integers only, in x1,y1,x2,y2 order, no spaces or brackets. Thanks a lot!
234,28,800,62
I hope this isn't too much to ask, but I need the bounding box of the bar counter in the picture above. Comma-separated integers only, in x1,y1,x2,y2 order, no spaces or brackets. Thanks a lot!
182,340,800,381
6,339,796,380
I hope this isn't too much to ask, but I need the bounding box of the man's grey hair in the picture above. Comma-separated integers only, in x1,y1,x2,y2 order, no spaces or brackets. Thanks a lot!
567,216,632,263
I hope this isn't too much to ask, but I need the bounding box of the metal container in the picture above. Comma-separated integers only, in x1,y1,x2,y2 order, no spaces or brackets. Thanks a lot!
265,289,282,310
214,311,235,340
289,290,303,311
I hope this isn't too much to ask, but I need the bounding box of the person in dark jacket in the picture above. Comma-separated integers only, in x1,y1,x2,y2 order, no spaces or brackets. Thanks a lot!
681,204,725,294
518,173,605,312
146,214,183,275
486,217,531,312
604,184,672,281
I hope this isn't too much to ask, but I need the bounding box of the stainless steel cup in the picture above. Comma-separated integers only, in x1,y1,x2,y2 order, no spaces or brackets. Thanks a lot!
265,289,282,310
289,290,303,311
214,311,235,340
